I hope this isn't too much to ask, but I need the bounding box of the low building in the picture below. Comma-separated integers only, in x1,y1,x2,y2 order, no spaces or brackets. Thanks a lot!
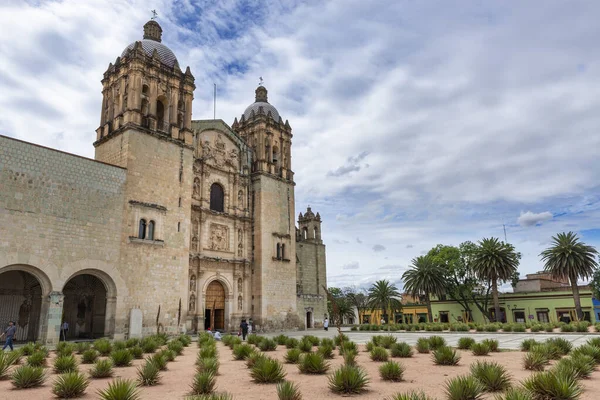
430,272,596,324
360,294,428,325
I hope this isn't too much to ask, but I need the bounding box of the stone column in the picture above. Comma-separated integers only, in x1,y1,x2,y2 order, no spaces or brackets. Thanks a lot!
44,291,64,345
105,296,117,339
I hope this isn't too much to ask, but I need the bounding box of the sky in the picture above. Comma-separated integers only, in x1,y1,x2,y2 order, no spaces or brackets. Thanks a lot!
1,0,600,292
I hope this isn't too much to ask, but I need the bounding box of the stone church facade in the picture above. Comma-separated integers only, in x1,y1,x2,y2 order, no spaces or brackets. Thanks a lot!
0,20,327,344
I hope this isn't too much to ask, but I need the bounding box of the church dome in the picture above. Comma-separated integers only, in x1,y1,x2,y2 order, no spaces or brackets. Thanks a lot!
242,86,282,122
120,20,179,68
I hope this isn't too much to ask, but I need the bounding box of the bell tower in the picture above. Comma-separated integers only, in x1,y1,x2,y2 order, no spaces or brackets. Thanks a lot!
94,20,195,165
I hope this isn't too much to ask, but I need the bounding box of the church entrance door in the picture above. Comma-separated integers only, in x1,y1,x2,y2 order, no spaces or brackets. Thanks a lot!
205,281,225,331
63,274,107,340
0,271,43,342
306,311,312,329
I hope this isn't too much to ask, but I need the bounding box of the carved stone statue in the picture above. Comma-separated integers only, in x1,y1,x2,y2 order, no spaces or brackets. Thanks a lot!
209,224,229,251
193,178,200,198
238,243,243,257
238,278,242,292
190,275,196,292
238,229,242,242
238,295,242,311
238,190,243,207
189,294,196,312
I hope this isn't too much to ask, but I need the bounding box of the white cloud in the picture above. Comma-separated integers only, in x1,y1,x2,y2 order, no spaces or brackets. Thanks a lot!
341,261,360,270
517,211,553,227
372,244,386,252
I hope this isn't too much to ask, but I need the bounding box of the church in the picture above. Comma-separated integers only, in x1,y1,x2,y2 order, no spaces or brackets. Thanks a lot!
0,20,327,344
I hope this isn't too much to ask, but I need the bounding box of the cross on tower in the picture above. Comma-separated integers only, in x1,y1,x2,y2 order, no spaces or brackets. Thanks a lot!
259,77,264,86
151,10,158,20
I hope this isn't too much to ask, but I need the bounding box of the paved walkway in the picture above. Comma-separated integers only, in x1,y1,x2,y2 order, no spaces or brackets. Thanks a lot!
264,330,598,350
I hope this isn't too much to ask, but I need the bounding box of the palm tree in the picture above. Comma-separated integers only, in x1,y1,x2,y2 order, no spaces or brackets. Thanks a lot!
367,280,401,327
472,237,520,323
402,255,446,323
540,232,598,321
334,298,357,325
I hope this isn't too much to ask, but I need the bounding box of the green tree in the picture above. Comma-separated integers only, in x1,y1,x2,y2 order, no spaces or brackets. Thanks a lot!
472,237,520,322
540,232,599,321
343,287,369,324
401,255,446,323
367,280,401,327
326,287,343,318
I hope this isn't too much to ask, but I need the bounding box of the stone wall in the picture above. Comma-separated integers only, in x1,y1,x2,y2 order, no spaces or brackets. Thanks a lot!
0,135,127,344
296,240,328,328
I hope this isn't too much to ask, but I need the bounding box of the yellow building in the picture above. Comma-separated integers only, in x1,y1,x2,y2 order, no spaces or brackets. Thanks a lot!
361,294,429,325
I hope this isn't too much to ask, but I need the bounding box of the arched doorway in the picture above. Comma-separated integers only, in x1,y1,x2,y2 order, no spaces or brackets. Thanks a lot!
205,281,225,331
62,274,107,339
0,270,43,341
306,311,313,328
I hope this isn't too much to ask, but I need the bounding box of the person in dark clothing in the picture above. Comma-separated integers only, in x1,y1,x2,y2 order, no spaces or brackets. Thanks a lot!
1,321,17,351
240,319,249,340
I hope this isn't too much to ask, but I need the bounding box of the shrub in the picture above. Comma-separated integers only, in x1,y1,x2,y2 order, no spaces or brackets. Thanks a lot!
471,343,490,356
502,324,514,332
470,360,511,392
482,339,499,352
196,357,219,375
97,378,140,400
318,345,334,359
148,353,168,371
52,371,89,398
178,334,192,347
11,365,46,389
432,346,460,366
130,346,144,359
444,375,485,400
284,348,302,364
522,369,582,400
221,335,234,347
379,360,404,381
21,342,36,356
428,336,446,350
258,338,278,352
497,387,534,400
303,335,320,346
153,333,169,346
285,338,299,349
185,395,233,400
168,340,185,355
199,346,218,359
523,351,548,371
247,334,263,345
277,380,302,400
415,338,430,353
575,321,590,333
546,337,573,356
343,350,358,366
544,323,555,333
365,341,375,352
26,351,46,367
298,353,330,374
530,324,543,333
113,341,127,351
54,354,78,373
390,342,413,358
572,344,600,364
370,346,389,362
198,332,216,346
246,352,267,369
7,350,22,366
274,334,289,345
80,348,98,364
111,349,133,367
141,339,158,354
334,334,349,346
233,344,254,360
485,324,499,332
159,349,176,362
137,361,161,386
0,351,18,379
587,337,600,348
458,337,476,350
533,343,561,360
328,364,369,394
513,324,527,333
227,337,242,350
191,371,216,395
126,338,140,348
453,323,470,332
380,335,397,349
250,357,286,383
56,341,76,356
94,339,113,356
298,339,313,353
385,391,435,400
554,354,595,380
89,359,114,378
339,341,358,355
561,324,576,333
321,338,335,349
521,339,539,352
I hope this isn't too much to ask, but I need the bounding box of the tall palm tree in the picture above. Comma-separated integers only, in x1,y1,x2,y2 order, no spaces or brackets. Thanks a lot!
402,255,446,323
472,237,520,323
367,280,401,326
540,232,599,321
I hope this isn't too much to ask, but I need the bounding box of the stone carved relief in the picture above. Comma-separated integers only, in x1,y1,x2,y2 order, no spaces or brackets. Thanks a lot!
238,295,242,311
193,178,201,198
238,278,242,293
209,223,229,251
238,229,242,242
238,190,243,207
192,236,198,251
202,134,239,169
190,275,196,292
189,294,196,312
237,243,243,257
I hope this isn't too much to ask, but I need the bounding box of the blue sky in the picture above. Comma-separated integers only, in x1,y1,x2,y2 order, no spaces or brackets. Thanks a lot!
1,0,600,290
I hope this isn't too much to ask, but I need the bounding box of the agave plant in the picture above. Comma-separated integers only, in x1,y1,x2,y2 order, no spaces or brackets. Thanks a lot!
233,344,254,360
250,357,286,383
52,371,89,398
498,387,534,400
343,350,358,366
385,391,435,400
11,365,46,389
520,339,539,352
457,337,476,350
54,354,78,374
444,375,485,400
523,351,549,371
137,361,161,386
93,339,113,356
415,338,430,354
81,348,99,364
277,380,302,400
328,364,369,394
89,359,114,379
285,338,299,349
196,357,219,375
258,338,278,352
370,346,389,362
432,346,460,366
470,360,512,392
110,349,133,367
26,351,47,367
148,353,168,371
298,353,330,374
522,369,582,400
168,340,184,355
97,378,141,400
471,343,491,356
379,360,404,382
284,348,302,364
427,336,446,350
546,338,573,356
190,371,216,395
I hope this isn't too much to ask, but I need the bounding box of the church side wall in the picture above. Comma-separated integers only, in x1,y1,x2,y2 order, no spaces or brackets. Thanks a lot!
0,135,127,343
296,241,328,328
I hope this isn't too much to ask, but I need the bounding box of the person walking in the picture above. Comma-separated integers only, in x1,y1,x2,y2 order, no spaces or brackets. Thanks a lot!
61,321,69,341
324,317,329,331
240,319,249,340
1,321,17,351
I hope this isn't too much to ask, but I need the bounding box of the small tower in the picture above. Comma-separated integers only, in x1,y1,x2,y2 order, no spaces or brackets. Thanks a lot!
297,207,322,244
